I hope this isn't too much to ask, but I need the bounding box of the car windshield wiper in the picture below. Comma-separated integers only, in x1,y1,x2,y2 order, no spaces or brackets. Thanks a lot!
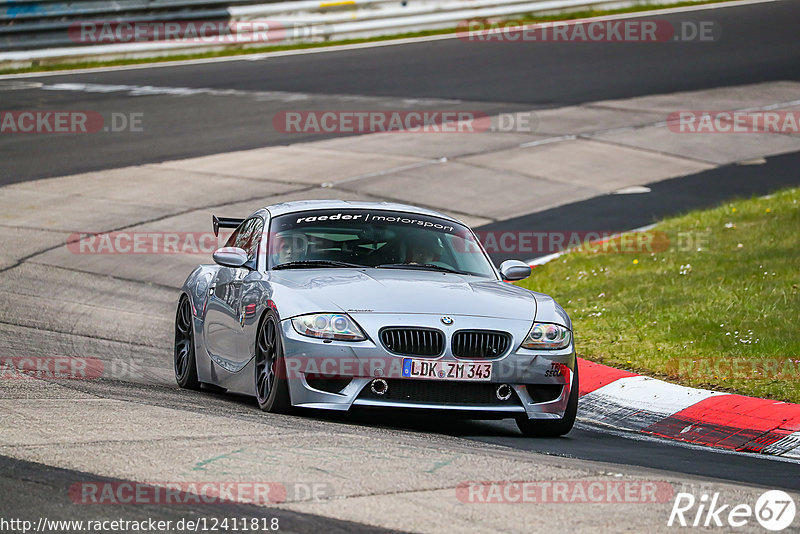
375,263,471,275
272,260,369,270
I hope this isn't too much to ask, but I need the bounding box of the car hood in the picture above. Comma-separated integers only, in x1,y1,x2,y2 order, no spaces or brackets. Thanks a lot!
268,268,537,320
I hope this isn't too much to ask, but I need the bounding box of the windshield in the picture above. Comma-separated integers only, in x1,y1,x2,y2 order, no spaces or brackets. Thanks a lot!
267,209,497,278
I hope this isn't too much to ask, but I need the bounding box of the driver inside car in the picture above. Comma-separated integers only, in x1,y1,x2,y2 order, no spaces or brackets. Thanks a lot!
405,231,442,265
272,233,308,265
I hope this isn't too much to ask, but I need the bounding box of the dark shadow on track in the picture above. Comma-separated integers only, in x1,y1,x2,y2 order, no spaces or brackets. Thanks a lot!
286,408,800,491
0,455,406,533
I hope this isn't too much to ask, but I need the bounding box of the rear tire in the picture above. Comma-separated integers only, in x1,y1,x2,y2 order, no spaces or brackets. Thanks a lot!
254,311,292,413
174,295,201,390
516,363,578,437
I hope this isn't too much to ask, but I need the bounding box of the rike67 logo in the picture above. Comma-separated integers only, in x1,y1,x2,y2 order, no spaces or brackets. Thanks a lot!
668,490,796,531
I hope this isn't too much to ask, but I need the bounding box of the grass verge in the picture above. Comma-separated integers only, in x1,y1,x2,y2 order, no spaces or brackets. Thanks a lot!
0,0,736,75
516,186,800,403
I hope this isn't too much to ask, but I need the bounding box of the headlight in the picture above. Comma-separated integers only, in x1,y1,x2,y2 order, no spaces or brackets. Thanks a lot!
521,322,571,350
291,313,366,341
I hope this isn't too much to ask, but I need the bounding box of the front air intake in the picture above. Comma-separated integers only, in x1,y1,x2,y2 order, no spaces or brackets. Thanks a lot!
380,327,444,357
452,330,510,359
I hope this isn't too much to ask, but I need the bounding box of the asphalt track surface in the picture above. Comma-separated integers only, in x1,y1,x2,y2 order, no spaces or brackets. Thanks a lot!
2,0,800,530
0,0,799,183
0,155,798,517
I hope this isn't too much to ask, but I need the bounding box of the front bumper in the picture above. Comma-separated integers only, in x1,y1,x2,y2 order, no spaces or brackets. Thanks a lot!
281,313,576,420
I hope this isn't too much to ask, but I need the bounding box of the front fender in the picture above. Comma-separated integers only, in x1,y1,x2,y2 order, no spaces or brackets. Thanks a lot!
531,291,572,330
180,264,219,319
179,264,219,385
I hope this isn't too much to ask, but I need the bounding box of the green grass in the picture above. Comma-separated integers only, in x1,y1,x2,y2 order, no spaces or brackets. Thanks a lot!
516,186,800,403
0,0,736,75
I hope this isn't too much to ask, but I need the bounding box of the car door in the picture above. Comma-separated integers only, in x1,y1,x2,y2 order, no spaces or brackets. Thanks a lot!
204,218,258,370
232,216,266,368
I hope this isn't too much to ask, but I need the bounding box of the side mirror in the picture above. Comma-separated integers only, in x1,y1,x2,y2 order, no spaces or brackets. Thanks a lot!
498,260,532,281
213,247,249,268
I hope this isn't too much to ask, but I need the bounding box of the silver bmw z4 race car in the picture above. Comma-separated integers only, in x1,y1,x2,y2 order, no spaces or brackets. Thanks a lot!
175,201,577,436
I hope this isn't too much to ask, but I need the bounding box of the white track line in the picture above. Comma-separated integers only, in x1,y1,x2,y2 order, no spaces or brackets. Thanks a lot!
527,223,657,266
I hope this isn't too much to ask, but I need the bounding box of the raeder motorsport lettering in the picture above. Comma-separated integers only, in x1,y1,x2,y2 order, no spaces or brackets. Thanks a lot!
292,211,456,232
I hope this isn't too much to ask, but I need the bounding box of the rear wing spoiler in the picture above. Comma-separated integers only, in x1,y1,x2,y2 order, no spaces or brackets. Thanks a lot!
212,215,244,237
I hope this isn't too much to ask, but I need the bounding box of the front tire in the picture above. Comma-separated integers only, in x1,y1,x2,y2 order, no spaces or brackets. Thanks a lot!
516,363,578,437
174,295,201,390
254,311,292,413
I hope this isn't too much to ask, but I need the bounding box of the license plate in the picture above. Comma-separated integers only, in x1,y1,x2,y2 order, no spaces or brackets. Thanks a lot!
402,358,492,381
